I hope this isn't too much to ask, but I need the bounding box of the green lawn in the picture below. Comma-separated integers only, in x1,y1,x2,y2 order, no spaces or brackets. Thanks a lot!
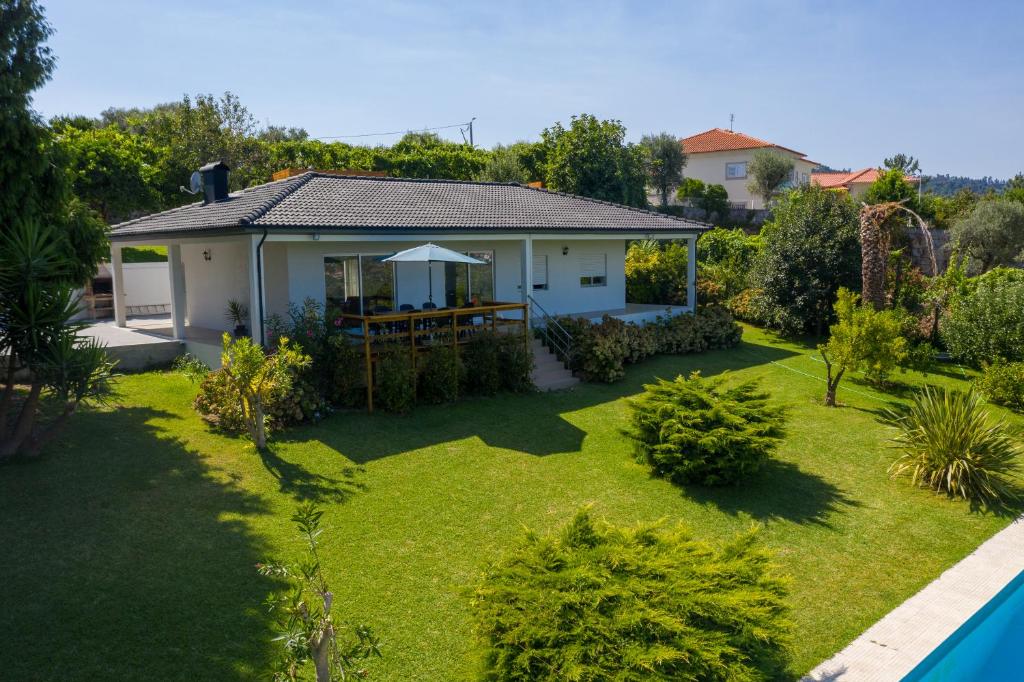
1,326,1020,680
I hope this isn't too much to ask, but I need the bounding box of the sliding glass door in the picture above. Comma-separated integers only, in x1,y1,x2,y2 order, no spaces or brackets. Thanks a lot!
324,254,395,314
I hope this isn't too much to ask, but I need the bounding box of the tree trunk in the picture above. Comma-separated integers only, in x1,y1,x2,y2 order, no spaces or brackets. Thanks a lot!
312,591,335,682
860,207,887,311
24,401,78,458
0,382,42,459
0,356,16,435
822,354,844,407
253,398,266,450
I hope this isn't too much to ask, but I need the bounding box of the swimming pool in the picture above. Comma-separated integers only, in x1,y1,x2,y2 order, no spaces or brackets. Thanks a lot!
902,569,1024,681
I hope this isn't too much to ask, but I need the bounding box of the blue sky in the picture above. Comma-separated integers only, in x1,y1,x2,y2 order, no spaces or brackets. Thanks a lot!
34,0,1024,178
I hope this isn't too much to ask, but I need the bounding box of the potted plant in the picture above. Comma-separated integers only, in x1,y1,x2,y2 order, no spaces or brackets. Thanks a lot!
225,299,249,338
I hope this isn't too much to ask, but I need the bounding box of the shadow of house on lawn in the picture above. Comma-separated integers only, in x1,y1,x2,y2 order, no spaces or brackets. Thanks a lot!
683,459,861,527
0,406,279,681
288,339,801,464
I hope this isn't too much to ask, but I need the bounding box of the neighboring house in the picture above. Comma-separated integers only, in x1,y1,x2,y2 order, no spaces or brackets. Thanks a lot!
107,162,708,365
679,128,818,209
811,168,920,199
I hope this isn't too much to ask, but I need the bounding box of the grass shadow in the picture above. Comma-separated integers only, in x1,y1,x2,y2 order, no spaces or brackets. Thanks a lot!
0,405,278,681
259,444,366,503
682,459,862,527
286,338,801,463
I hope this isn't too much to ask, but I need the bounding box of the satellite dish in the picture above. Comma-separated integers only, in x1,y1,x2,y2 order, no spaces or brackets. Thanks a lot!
180,171,203,196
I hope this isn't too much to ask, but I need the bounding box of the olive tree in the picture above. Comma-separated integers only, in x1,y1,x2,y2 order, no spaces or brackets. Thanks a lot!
640,132,686,207
950,199,1024,274
747,149,795,207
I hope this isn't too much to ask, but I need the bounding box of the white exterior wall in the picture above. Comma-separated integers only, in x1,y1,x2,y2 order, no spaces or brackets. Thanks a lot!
121,263,171,309
683,149,817,210
279,237,627,316
180,239,251,332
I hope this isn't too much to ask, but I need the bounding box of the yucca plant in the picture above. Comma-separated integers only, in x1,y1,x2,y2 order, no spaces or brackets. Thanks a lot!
885,387,1023,506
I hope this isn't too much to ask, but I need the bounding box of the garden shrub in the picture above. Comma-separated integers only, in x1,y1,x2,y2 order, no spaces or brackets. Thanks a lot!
417,344,461,405
461,332,502,396
941,273,1024,365
625,240,690,305
495,333,534,393
627,372,786,485
975,362,1024,413
470,509,792,682
192,339,321,436
726,288,765,324
885,387,1022,506
556,307,743,383
375,343,416,413
326,335,366,408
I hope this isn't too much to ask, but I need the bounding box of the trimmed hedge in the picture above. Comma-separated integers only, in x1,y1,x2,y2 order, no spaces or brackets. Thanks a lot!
471,509,792,681
556,305,742,383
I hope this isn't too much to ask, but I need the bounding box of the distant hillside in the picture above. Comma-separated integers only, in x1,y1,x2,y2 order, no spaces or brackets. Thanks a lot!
921,174,1008,196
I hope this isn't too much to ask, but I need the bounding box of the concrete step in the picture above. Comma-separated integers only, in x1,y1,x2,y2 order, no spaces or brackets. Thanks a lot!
530,338,578,391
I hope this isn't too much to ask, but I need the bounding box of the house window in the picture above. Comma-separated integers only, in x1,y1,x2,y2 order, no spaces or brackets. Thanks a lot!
532,254,548,290
725,162,747,180
324,254,395,314
452,250,495,305
579,254,607,287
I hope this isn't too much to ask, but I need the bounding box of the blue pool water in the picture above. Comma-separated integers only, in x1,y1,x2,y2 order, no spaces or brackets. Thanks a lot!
902,570,1024,681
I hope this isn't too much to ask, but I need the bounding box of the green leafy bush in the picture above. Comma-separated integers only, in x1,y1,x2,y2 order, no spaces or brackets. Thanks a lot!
326,335,366,408
461,332,503,395
941,274,1024,365
885,387,1022,506
192,339,320,440
627,372,787,485
470,509,791,681
557,307,743,383
375,343,416,413
495,333,534,393
975,362,1024,413
625,240,690,305
417,344,461,405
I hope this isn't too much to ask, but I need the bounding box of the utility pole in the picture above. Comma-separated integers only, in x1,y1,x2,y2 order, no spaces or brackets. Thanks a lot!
468,117,476,147
729,113,734,131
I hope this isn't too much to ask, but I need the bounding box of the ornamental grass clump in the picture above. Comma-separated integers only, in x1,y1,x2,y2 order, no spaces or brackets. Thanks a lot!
470,509,792,682
885,387,1023,506
627,372,787,486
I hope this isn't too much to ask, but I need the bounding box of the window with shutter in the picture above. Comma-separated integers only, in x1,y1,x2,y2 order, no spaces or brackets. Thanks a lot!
579,254,607,287
532,255,548,290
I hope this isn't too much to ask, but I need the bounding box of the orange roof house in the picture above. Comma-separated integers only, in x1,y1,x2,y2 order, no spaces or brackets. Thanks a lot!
811,168,920,198
676,128,819,210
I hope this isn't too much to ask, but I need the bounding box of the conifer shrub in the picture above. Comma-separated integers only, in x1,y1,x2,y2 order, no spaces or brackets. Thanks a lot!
417,344,461,404
626,372,787,485
470,509,792,681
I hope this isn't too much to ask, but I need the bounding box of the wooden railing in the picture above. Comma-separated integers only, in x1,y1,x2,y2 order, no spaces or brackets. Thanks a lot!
337,301,528,412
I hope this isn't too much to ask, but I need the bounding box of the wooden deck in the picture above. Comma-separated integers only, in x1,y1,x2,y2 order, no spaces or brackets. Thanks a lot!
338,302,528,412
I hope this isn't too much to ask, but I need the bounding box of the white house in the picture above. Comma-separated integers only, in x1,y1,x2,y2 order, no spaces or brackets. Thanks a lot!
679,128,819,209
107,163,709,365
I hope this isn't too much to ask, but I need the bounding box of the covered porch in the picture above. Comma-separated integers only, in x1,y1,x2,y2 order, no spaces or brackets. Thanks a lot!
107,230,700,368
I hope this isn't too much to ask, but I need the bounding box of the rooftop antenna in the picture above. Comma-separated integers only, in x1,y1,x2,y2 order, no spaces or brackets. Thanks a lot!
179,171,201,195
729,114,734,131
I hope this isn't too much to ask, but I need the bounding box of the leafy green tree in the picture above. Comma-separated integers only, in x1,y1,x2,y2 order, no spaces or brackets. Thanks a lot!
677,178,729,219
676,177,706,203
471,509,792,681
941,269,1024,364
697,227,762,300
219,333,310,449
475,144,529,183
753,185,861,335
54,124,161,223
257,503,381,681
639,132,686,207
747,149,794,207
950,199,1024,273
541,114,647,207
505,140,546,182
1004,174,1024,205
883,153,921,175
257,125,309,143
864,167,918,209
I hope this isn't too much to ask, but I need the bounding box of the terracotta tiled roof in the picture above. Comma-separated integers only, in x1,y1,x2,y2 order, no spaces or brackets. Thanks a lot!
680,128,806,157
811,168,920,189
109,173,711,238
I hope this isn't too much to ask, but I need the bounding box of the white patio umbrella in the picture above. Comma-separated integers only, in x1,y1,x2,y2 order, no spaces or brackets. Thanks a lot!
383,243,485,304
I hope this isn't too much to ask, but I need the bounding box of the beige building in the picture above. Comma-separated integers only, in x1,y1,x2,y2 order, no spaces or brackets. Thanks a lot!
679,128,818,209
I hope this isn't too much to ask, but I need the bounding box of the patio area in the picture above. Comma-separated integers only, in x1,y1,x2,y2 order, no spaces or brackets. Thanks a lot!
82,315,222,369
